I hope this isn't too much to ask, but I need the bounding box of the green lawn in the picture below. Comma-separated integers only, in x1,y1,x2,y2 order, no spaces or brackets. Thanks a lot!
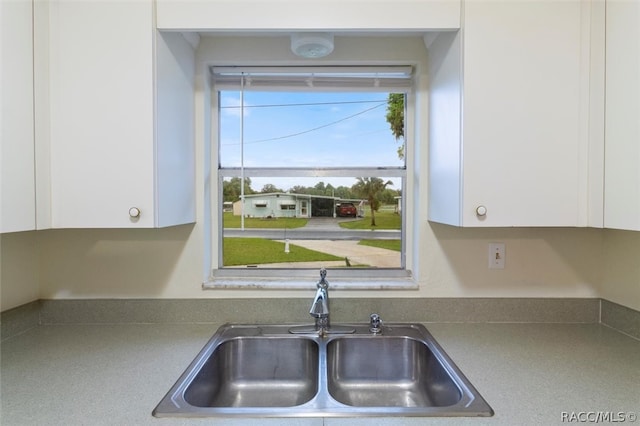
223,238,344,266
339,207,401,230
223,212,308,229
358,239,401,252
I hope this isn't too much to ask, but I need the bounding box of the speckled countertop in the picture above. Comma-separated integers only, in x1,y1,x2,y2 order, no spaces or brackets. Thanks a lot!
1,322,639,426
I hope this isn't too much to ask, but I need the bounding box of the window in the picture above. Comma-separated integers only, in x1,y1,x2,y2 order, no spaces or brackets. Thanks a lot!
212,66,413,284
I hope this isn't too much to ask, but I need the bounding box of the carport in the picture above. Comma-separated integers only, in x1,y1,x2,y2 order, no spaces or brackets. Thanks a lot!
310,196,335,217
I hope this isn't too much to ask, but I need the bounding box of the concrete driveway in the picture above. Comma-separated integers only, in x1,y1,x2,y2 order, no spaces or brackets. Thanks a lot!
291,239,400,268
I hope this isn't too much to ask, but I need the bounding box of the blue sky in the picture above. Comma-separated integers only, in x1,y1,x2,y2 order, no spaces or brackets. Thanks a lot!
220,91,404,192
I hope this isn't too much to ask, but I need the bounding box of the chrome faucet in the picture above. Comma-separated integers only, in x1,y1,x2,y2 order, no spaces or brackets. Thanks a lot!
289,268,354,336
310,268,330,332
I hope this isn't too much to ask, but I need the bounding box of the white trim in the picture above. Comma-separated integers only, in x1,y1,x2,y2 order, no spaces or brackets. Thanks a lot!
212,65,413,91
220,167,406,178
205,268,415,290
213,64,414,284
212,65,413,75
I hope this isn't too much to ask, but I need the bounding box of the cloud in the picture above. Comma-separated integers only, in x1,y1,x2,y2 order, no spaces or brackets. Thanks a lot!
220,95,252,118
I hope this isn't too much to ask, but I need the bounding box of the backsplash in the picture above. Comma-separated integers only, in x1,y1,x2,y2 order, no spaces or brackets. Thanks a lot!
4,298,639,342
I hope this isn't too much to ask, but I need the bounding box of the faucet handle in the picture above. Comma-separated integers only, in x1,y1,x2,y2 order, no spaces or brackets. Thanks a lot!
318,268,328,289
369,313,382,334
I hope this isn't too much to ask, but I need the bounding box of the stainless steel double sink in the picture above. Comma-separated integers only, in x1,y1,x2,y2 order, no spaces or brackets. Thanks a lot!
153,323,493,417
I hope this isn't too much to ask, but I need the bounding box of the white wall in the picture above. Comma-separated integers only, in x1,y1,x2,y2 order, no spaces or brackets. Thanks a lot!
600,230,640,312
0,225,620,310
38,226,204,300
27,224,605,302
5,36,596,304
0,2,635,312
4,35,637,310
1,232,40,311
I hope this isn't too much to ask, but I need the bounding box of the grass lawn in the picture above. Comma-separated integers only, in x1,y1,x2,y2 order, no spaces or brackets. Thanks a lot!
339,207,401,230
358,239,401,252
223,212,308,229
223,238,344,266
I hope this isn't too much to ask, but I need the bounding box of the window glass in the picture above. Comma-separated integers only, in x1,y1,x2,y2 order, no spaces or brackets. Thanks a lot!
218,84,406,270
220,92,404,169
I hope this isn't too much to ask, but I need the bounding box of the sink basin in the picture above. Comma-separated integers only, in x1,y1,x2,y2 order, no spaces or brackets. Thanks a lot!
327,336,461,408
184,337,319,408
153,323,493,417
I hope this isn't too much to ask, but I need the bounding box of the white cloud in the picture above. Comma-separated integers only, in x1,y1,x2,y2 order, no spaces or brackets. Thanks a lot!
220,95,252,118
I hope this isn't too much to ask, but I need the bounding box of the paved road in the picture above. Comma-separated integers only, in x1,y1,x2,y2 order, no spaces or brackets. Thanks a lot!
224,217,401,240
223,228,400,240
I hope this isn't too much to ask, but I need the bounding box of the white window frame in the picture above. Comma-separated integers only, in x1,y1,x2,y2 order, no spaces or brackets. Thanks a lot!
205,65,418,290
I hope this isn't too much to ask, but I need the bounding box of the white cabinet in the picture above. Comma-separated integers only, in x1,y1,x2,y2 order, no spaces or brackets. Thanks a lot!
155,0,461,31
1,0,35,233
49,0,195,228
428,0,598,227
604,0,640,231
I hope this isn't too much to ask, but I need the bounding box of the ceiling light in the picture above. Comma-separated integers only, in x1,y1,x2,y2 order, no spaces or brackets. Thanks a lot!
291,33,334,58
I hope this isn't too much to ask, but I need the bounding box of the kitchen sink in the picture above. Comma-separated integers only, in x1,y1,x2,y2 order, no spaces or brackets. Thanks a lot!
327,336,462,408
183,337,319,408
153,323,493,417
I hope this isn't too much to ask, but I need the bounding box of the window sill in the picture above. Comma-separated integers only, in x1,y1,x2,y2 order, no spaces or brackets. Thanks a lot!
203,268,416,290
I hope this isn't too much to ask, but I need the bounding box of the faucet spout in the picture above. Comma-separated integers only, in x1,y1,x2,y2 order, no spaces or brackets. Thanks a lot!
310,268,329,317
309,287,329,318
309,268,330,333
289,268,355,336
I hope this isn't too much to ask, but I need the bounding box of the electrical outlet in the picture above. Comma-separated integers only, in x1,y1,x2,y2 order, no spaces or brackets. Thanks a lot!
488,243,505,269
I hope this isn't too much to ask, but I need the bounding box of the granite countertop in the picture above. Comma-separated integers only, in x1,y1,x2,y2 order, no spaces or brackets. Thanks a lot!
1,322,639,426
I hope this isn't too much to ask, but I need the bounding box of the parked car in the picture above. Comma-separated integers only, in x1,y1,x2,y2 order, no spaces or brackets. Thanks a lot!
335,202,357,217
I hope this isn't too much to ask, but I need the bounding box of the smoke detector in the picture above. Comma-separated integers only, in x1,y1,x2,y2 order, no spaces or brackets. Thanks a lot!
291,33,334,58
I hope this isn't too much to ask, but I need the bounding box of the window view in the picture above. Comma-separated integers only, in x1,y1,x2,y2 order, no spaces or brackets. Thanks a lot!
216,67,410,270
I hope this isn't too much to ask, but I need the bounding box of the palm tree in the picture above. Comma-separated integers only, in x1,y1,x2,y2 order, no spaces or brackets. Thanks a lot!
352,177,393,227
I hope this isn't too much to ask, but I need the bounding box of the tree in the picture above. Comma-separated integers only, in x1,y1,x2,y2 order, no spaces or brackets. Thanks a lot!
385,93,405,159
223,177,254,202
334,186,354,200
313,181,326,195
324,183,335,197
290,185,308,194
261,183,282,194
352,177,393,226
380,188,401,205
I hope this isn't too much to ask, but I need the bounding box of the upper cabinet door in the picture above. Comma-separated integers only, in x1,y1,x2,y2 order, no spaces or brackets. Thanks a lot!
1,0,36,233
604,0,640,231
49,0,155,228
48,0,195,228
429,0,600,227
155,0,461,31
